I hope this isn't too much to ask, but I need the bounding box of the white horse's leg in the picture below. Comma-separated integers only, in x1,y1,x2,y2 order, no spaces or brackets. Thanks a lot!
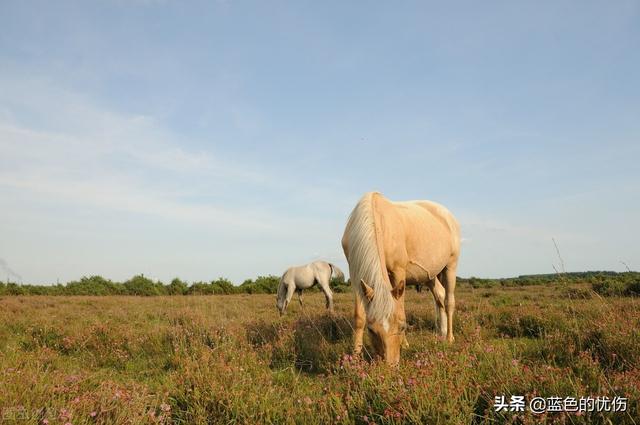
441,263,457,343
431,276,448,337
283,281,296,313
318,276,334,313
297,289,304,307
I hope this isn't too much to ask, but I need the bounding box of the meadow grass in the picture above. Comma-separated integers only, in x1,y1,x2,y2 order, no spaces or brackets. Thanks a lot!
1,283,639,424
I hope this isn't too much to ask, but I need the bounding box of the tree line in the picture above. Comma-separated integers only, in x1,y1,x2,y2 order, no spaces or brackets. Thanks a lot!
0,271,637,297
0,274,351,296
461,271,640,297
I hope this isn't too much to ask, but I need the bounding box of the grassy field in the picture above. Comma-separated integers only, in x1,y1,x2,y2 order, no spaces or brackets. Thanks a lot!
1,283,639,424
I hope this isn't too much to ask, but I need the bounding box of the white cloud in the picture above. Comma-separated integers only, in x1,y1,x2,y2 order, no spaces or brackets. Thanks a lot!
0,74,355,283
0,74,341,238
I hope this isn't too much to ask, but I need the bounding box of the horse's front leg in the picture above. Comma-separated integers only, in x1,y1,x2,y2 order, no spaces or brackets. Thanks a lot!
297,289,304,307
353,296,366,355
390,267,409,350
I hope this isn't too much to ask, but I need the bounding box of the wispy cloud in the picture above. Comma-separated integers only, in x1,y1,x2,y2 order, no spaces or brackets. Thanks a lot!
0,74,354,282
0,75,300,233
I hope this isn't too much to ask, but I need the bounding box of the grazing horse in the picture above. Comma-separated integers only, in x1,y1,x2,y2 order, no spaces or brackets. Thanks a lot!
341,192,460,366
276,261,345,315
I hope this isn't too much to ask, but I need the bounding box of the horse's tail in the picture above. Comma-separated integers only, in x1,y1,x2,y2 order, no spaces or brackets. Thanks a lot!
328,263,345,283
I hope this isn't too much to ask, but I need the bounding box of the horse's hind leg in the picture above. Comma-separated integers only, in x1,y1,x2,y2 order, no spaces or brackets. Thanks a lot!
430,275,447,337
297,289,304,307
318,278,334,313
441,261,458,343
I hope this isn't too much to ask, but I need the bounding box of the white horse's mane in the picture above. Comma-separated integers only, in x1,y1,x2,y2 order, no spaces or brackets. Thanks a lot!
344,192,394,323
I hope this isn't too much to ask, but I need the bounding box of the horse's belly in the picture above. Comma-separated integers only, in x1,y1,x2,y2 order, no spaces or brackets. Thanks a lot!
405,253,449,282
404,227,453,281
295,268,317,289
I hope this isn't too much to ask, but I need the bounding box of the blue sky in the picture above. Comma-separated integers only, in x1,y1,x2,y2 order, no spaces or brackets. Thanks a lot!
1,0,638,284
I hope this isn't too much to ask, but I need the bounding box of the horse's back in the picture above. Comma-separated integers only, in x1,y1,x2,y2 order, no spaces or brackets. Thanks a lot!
374,194,460,279
401,200,460,244
283,263,320,289
310,260,329,274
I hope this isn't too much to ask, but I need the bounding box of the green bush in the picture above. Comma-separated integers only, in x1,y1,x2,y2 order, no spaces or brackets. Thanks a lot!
624,279,640,296
187,281,216,295
239,275,280,294
124,275,164,296
591,273,640,297
211,277,237,294
66,275,123,295
166,278,188,295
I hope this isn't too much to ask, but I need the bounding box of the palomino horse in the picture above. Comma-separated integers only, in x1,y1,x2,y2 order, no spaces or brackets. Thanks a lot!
341,192,460,365
276,261,345,315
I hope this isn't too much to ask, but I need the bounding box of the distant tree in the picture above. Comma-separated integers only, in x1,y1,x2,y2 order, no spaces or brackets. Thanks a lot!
66,275,122,295
21,284,52,295
6,282,25,295
211,277,236,294
238,275,280,294
253,275,280,293
166,278,188,295
187,281,215,295
123,275,162,296
330,277,351,293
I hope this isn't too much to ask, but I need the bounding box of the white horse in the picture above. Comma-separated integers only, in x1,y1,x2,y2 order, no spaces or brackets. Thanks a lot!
276,261,345,315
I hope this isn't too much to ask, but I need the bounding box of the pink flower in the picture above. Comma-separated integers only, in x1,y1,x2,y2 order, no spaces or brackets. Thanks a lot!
90,411,97,417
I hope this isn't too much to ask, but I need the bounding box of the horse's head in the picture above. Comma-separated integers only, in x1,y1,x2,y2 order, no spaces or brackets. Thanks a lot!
360,279,407,366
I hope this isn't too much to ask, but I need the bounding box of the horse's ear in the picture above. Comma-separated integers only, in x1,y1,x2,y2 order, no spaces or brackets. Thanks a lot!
360,279,374,302
391,280,405,300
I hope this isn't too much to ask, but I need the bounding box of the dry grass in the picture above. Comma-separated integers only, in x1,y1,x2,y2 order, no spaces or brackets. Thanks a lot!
1,284,639,424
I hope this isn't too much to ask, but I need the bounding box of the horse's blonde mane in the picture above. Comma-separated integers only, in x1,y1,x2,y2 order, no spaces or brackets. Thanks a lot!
344,192,394,323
